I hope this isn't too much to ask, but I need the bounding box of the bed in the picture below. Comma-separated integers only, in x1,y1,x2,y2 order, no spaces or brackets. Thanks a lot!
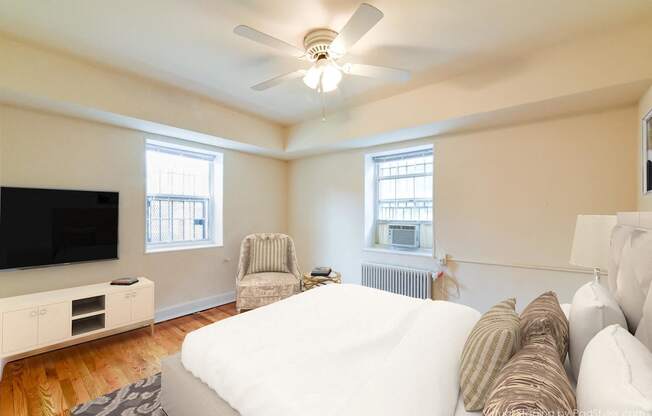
161,212,652,416
162,283,480,416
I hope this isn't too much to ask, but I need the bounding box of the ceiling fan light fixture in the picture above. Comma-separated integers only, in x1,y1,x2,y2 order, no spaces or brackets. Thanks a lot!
235,3,410,94
302,59,342,92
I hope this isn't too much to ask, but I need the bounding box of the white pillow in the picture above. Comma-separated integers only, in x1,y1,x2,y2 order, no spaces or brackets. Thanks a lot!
615,230,652,331
560,303,571,319
637,284,652,351
577,325,652,416
608,224,634,293
569,281,627,380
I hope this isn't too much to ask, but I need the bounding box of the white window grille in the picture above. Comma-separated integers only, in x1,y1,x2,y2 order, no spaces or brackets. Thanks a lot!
372,148,433,250
146,142,220,250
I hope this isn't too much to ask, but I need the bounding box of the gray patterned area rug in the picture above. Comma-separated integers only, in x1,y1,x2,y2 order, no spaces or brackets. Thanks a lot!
71,373,167,416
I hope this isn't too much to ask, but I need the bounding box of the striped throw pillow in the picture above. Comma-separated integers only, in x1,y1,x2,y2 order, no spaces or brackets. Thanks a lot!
484,320,576,416
459,298,520,411
520,291,569,361
247,237,290,274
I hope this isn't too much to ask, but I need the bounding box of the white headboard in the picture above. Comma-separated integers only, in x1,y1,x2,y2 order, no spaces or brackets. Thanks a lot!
609,212,652,349
615,212,652,230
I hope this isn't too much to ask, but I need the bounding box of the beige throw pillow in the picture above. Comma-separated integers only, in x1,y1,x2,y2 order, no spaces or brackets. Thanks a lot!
484,321,576,416
520,291,569,361
247,237,290,274
459,298,520,411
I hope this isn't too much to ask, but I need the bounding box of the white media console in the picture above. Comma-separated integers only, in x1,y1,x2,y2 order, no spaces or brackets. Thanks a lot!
0,277,154,380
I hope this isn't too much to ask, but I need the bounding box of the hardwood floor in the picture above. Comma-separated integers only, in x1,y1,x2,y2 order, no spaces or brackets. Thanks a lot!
0,302,238,416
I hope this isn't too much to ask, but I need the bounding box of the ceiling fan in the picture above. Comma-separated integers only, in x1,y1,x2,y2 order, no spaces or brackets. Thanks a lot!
233,3,411,93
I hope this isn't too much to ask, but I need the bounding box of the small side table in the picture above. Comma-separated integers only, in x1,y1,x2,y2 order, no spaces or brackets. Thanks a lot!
302,271,341,291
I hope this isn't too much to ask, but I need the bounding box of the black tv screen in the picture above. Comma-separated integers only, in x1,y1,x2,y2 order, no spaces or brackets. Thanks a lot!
0,187,119,270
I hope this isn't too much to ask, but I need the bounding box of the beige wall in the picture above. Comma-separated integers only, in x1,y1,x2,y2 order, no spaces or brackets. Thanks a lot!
0,103,641,314
0,105,288,316
0,35,285,154
287,21,652,154
639,86,652,211
289,107,638,311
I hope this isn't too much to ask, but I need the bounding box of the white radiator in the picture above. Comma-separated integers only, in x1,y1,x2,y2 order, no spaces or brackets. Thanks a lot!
361,263,433,299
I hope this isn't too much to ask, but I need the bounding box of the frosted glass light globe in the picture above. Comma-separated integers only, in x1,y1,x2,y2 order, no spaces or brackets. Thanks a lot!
302,64,321,90
302,59,342,92
320,62,342,92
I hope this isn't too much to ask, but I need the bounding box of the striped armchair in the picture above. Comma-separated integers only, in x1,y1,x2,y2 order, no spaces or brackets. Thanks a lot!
235,233,301,313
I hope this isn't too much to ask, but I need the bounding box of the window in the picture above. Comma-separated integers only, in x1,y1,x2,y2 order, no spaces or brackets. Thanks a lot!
365,147,433,253
145,140,223,252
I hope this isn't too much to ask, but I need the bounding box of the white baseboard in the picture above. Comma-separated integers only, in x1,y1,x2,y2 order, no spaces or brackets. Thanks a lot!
155,291,235,323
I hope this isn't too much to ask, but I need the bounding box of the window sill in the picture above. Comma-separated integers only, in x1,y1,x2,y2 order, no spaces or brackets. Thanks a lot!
363,247,433,258
145,242,222,254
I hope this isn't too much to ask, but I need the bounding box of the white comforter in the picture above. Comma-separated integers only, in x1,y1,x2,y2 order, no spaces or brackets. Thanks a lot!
181,284,480,416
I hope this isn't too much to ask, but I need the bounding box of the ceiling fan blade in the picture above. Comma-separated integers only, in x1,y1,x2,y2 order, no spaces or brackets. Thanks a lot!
234,25,305,58
343,63,410,82
329,3,383,57
251,70,306,91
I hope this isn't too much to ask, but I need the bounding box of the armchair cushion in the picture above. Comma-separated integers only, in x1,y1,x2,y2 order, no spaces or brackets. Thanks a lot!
247,237,290,274
237,272,300,299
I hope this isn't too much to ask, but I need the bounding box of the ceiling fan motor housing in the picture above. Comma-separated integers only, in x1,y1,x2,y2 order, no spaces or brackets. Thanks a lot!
303,28,339,61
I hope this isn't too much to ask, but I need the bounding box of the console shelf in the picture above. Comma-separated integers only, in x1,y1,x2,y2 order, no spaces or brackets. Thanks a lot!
72,314,105,336
72,309,106,321
72,295,105,317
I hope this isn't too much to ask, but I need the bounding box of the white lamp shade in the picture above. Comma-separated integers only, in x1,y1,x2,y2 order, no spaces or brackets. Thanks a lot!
570,215,617,270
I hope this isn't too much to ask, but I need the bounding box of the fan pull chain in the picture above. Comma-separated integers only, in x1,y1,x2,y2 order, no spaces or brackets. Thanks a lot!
318,72,327,121
321,91,327,121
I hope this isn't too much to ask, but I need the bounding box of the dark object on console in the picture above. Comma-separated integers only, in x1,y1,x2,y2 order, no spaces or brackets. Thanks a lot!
311,267,332,277
111,277,139,286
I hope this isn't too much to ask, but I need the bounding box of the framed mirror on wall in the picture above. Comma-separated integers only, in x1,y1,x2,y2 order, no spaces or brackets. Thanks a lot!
645,109,652,194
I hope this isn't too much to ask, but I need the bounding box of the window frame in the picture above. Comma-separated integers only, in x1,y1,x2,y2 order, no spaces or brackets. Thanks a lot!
364,145,434,255
144,138,223,253
643,107,652,195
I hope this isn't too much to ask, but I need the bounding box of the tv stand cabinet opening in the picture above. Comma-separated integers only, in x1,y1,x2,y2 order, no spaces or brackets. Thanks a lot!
0,277,154,380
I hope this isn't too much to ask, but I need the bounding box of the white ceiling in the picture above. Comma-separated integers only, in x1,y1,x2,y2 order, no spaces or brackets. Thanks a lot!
1,0,651,125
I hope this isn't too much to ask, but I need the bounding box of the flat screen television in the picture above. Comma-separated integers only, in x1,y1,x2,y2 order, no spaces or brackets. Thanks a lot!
0,187,119,270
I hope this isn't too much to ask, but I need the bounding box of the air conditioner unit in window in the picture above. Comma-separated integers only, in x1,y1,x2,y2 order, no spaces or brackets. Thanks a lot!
387,224,419,248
